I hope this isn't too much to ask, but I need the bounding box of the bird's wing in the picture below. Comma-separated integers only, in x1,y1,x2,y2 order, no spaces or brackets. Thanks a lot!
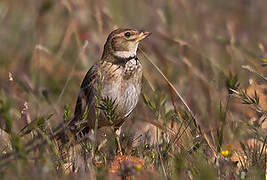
70,64,100,128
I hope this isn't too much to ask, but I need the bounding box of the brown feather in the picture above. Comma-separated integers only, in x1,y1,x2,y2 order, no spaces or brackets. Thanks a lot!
69,28,150,135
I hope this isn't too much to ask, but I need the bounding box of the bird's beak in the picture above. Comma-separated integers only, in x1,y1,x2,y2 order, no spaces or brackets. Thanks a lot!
136,31,151,42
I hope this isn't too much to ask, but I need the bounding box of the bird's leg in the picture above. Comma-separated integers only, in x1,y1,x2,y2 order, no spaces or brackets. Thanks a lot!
116,136,123,156
115,129,123,155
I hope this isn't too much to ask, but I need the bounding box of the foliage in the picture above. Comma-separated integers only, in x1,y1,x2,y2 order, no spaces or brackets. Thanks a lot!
0,0,266,179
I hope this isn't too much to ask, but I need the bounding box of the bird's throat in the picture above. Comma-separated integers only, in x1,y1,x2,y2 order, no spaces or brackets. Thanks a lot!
113,50,136,59
110,50,137,65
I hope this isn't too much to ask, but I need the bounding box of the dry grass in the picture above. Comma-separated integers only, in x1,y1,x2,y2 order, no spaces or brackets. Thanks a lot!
0,0,266,179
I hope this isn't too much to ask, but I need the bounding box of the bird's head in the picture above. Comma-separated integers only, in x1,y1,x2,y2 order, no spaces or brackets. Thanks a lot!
102,28,151,61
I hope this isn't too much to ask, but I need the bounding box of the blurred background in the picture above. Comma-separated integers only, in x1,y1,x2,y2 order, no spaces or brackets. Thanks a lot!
0,0,266,179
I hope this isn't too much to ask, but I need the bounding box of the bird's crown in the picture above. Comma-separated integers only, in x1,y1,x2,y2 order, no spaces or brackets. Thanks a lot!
101,28,151,62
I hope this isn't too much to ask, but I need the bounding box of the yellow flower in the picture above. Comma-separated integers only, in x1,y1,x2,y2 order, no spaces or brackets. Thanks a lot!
136,164,142,171
221,150,229,157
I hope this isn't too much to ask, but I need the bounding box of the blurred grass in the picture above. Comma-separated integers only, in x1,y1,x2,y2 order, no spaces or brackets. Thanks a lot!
0,0,266,179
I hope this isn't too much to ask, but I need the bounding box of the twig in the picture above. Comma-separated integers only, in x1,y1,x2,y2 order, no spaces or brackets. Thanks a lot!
56,40,89,106
241,65,267,81
140,49,199,131
0,122,68,168
166,120,191,153
258,136,267,161
157,145,168,180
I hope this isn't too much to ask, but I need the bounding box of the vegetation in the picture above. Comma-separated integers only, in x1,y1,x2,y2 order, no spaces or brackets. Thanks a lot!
0,0,266,179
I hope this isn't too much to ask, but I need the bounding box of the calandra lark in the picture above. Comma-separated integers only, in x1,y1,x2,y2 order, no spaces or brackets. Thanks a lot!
69,28,151,138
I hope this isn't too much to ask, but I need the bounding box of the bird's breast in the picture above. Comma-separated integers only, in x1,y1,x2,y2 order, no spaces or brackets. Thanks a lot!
100,59,142,118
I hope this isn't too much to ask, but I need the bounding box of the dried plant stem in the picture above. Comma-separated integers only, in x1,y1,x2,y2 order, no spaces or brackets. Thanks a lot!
140,50,199,131
56,40,89,107
241,65,267,81
0,122,68,168
157,145,168,180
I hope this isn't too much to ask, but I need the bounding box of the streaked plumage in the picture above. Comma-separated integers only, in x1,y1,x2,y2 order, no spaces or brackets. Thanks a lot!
69,28,150,135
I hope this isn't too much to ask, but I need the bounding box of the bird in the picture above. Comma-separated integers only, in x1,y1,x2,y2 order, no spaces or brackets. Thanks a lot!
0,29,150,168
68,28,151,142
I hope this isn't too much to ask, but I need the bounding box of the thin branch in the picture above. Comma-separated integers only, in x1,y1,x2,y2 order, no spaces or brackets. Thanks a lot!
157,145,168,180
241,65,267,81
140,49,199,131
56,40,89,107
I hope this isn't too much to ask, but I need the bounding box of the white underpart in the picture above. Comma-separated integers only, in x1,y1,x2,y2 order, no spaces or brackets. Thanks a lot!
101,58,142,119
122,83,140,117
113,43,139,58
101,74,141,118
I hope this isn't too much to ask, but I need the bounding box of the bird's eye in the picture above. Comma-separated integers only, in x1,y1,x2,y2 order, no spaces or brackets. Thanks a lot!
124,32,131,38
